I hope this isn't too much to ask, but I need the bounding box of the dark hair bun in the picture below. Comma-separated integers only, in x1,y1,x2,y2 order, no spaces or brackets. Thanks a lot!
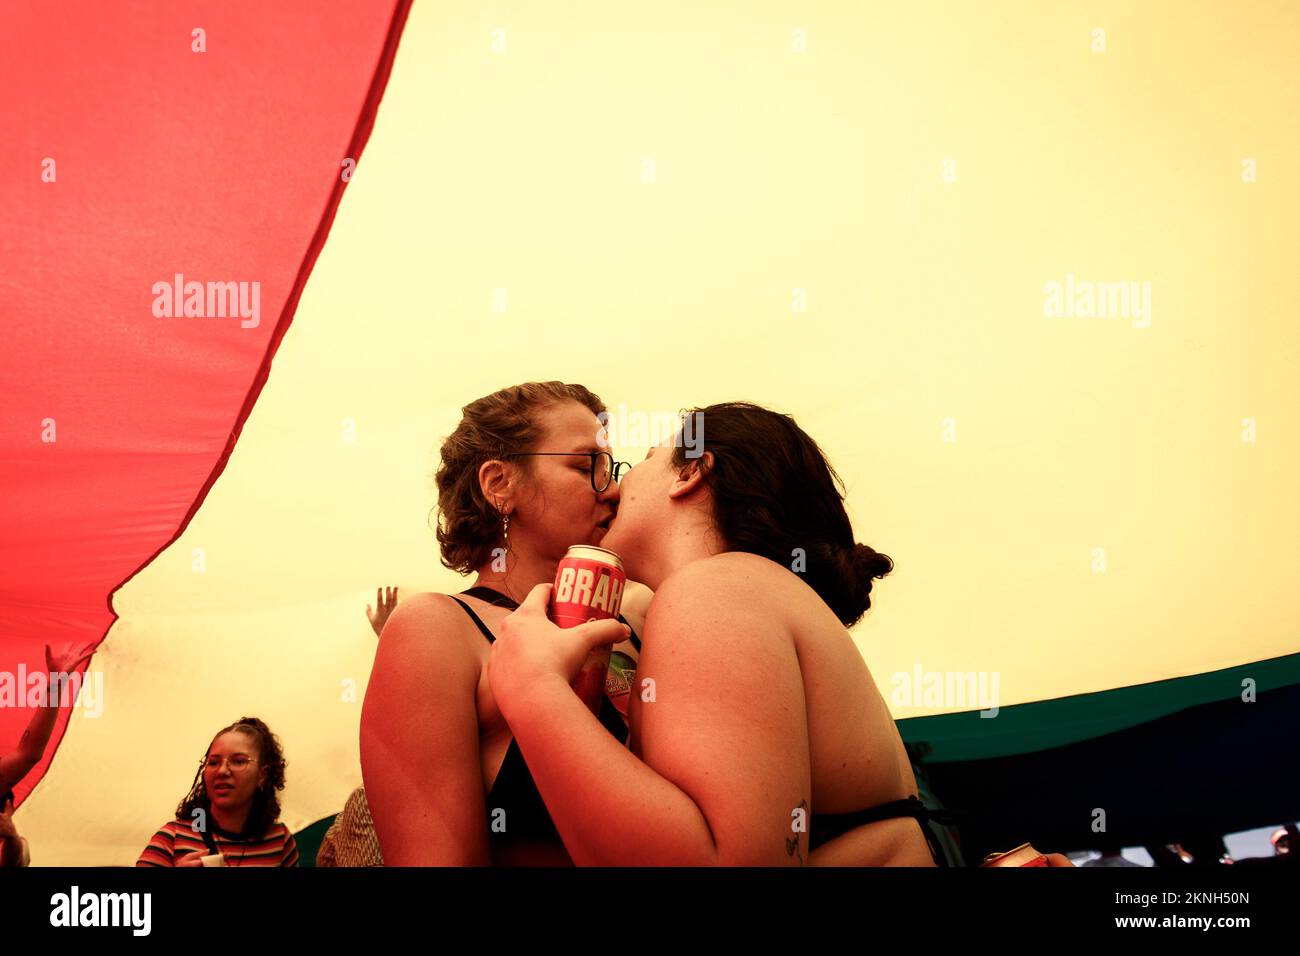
670,402,893,628
830,543,893,623
850,543,894,583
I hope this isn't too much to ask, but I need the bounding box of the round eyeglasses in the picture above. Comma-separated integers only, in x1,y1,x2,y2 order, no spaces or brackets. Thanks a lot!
203,754,256,772
501,451,628,493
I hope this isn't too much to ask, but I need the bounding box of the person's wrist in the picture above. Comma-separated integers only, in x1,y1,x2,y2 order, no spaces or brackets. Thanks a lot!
499,672,572,724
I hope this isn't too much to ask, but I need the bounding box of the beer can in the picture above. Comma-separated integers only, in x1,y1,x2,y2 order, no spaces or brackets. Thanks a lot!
550,545,626,714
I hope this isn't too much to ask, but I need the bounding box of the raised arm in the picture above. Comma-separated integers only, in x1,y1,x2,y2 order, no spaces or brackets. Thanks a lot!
360,595,491,866
0,644,94,794
0,708,57,796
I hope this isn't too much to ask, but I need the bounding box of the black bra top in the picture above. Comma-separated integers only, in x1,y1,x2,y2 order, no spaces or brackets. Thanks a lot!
452,586,955,865
809,795,958,866
450,586,639,847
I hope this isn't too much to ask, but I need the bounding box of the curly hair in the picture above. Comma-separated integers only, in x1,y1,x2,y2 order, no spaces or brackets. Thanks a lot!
177,716,287,838
434,381,606,573
670,402,893,627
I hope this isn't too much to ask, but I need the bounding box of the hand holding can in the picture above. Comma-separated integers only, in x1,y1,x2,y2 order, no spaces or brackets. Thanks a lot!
548,546,626,714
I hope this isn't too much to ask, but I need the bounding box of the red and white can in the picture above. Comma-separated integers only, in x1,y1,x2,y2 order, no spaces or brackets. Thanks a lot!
549,545,626,714
980,843,1049,867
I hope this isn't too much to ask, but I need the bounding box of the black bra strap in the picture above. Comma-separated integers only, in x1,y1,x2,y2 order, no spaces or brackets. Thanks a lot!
870,794,964,829
458,586,642,653
868,796,959,868
460,586,519,609
448,596,497,644
815,795,962,867
842,795,930,827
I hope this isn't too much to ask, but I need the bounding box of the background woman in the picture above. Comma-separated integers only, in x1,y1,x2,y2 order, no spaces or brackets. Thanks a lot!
137,716,298,867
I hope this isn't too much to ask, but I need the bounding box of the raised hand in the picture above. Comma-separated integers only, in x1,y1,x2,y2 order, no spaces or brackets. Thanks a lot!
366,586,399,637
44,643,95,676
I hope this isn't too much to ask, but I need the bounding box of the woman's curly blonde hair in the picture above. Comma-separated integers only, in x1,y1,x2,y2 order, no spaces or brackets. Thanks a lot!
434,382,606,573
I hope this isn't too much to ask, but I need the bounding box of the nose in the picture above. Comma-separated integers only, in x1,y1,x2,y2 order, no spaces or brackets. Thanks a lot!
598,479,621,505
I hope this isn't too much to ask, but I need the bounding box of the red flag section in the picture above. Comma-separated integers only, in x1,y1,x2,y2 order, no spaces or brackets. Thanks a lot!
0,0,410,807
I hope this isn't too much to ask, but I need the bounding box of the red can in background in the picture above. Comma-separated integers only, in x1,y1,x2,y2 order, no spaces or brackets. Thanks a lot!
549,545,626,714
980,843,1049,867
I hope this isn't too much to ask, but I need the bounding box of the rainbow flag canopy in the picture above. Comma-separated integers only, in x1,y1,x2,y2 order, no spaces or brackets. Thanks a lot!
3,0,1297,864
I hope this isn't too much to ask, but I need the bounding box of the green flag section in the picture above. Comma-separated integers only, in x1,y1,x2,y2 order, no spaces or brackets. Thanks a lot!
293,816,337,869
900,651,1300,763
909,662,1300,861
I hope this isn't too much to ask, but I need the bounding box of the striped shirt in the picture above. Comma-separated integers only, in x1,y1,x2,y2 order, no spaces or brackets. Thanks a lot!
137,819,299,867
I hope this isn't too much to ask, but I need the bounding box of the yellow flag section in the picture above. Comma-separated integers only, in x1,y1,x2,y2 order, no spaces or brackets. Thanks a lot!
23,0,1299,863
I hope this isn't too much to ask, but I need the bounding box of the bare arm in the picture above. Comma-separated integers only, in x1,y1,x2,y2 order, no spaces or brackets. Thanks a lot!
619,581,653,636
500,561,811,866
0,644,94,794
0,708,57,795
360,595,491,866
0,810,22,867
0,838,24,868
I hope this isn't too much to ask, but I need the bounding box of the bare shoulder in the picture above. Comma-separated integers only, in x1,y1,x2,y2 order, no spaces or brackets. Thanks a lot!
654,552,793,606
657,552,847,632
362,592,485,745
647,553,793,646
373,591,481,666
